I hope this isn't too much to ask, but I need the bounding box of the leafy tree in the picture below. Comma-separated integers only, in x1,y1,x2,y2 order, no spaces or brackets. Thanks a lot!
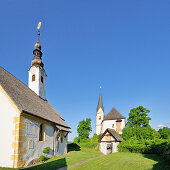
122,126,160,140
126,106,151,128
158,127,170,139
77,118,92,139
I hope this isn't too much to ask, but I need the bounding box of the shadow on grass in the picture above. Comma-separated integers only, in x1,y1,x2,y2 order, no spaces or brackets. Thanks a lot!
143,154,170,170
67,143,80,152
23,158,67,170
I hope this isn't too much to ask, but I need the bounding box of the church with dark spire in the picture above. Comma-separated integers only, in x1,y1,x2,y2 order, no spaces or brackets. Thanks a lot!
96,89,126,154
96,89,126,135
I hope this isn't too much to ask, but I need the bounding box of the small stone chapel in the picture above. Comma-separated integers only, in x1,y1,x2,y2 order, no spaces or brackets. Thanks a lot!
0,24,70,168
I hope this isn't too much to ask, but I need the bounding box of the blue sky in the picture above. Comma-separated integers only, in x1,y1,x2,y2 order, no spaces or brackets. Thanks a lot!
0,0,170,141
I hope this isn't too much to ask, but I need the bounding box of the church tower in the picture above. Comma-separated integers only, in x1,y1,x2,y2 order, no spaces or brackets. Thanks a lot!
96,88,104,135
28,22,47,100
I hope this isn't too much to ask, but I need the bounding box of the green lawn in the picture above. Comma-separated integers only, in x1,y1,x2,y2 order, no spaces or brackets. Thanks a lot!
70,152,170,170
1,146,170,170
23,147,102,170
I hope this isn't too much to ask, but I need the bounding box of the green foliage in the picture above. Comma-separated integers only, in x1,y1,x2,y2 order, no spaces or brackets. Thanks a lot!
118,139,170,161
77,118,92,139
90,133,103,142
79,142,98,149
43,147,50,154
126,106,151,128
122,126,160,140
158,127,170,139
74,136,90,143
40,155,47,162
74,136,81,143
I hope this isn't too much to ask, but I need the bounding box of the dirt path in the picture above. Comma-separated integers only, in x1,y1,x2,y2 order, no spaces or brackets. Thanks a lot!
57,155,104,170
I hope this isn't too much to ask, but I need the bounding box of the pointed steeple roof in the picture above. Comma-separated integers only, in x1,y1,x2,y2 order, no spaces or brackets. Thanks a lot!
96,91,104,112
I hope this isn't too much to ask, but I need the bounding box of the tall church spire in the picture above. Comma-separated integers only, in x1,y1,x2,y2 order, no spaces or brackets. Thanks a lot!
28,22,47,100
96,87,104,112
96,86,104,135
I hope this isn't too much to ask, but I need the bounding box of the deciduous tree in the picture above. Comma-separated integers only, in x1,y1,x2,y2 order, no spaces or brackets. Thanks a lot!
126,106,151,128
77,118,92,139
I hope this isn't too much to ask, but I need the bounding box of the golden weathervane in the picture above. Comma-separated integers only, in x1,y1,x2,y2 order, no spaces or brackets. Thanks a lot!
37,22,42,30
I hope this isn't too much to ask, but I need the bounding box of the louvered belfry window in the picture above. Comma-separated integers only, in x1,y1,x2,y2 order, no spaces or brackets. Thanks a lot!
32,74,35,81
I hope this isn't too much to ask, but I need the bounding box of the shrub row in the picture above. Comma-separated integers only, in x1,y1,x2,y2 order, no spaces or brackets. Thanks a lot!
79,142,98,149
118,139,170,161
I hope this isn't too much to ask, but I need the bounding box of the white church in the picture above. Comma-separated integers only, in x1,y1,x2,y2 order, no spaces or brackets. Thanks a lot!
0,24,70,168
96,91,126,154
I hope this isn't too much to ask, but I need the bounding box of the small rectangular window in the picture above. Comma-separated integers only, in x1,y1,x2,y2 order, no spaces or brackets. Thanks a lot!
39,124,45,141
32,75,35,81
99,116,101,120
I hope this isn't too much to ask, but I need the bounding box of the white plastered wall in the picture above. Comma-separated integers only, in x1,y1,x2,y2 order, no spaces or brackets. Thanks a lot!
96,108,104,135
28,66,46,100
102,119,126,134
0,89,18,167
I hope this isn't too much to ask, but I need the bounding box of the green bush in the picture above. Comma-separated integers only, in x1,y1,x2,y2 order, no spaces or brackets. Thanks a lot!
43,147,50,154
118,139,170,161
74,136,90,143
40,155,47,162
122,126,160,141
79,142,98,149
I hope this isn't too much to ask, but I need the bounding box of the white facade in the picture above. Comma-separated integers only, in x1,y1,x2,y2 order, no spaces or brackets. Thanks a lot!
28,66,46,100
102,119,125,134
0,88,68,168
96,108,104,135
0,88,17,168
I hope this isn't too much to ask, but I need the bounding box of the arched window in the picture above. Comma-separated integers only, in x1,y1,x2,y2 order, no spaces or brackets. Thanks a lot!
99,116,101,120
32,74,35,81
39,124,45,141
41,76,44,83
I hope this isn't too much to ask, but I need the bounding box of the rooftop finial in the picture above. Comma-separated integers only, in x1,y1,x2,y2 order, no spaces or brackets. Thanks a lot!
37,22,42,43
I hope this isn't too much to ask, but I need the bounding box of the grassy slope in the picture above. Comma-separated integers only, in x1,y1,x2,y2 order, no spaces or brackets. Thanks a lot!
70,152,170,170
23,148,102,170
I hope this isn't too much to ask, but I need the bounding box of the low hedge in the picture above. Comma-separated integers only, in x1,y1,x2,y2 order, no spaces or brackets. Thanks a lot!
118,139,170,161
79,142,98,149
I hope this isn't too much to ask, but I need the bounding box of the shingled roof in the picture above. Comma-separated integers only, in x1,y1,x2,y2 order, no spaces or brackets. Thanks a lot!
98,128,123,142
0,66,70,130
104,107,125,120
